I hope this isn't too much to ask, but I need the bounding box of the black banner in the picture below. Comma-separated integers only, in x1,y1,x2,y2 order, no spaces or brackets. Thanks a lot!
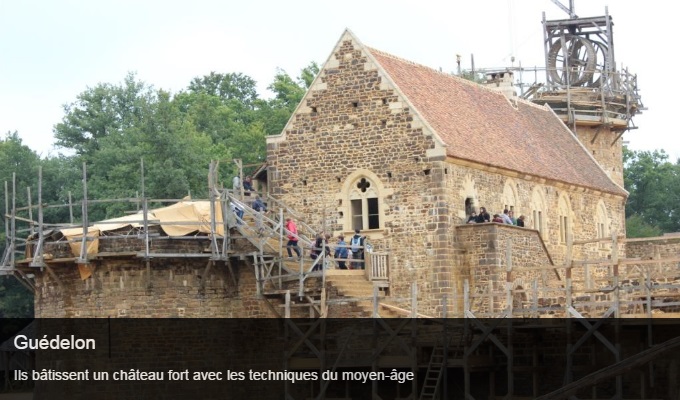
1,318,679,399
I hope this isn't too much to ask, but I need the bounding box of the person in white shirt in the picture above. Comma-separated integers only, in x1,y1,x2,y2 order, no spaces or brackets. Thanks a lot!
501,209,514,225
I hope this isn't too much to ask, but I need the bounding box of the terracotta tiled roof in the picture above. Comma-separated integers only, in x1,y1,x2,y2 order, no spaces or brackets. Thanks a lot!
367,48,627,197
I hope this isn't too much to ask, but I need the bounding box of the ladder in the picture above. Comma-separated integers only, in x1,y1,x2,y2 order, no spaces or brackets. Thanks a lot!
418,343,446,400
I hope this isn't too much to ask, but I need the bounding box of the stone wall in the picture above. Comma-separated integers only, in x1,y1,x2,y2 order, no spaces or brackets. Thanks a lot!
626,235,680,260
455,224,557,315
444,161,627,266
573,125,624,187
622,235,680,314
266,33,454,316
33,257,277,318
265,33,628,318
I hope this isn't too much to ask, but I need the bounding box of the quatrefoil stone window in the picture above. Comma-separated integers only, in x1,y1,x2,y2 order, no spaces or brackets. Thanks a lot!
356,178,371,193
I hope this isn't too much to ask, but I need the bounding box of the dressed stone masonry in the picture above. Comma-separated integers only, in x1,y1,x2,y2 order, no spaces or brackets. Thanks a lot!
266,30,628,316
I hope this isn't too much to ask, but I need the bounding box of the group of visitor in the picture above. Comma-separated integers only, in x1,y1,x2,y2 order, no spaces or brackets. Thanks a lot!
232,175,254,193
284,219,366,271
467,207,525,227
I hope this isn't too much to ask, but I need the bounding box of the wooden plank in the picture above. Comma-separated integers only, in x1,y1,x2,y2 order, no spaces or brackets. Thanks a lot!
535,336,680,400
379,303,433,319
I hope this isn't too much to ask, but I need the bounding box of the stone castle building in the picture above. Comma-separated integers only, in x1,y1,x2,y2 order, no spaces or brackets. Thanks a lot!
265,29,628,315
12,25,680,400
22,29,663,321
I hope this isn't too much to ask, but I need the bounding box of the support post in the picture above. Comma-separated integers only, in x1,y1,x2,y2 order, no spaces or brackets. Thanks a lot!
68,191,73,224
254,253,261,297
373,285,379,318
10,174,16,267
506,239,514,397
208,161,220,259
411,282,417,318
26,187,33,235
611,230,622,397
77,163,89,263
2,181,8,267
611,231,620,318
285,290,291,318
141,159,149,260
279,207,283,289
30,167,45,268
234,159,244,200
463,279,471,400
442,293,448,400
565,243,573,386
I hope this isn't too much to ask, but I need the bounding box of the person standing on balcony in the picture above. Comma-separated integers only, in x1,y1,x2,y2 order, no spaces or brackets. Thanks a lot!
475,207,491,223
501,209,514,225
517,215,526,227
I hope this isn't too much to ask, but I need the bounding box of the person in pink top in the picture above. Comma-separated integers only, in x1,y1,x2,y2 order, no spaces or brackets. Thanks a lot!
285,218,302,260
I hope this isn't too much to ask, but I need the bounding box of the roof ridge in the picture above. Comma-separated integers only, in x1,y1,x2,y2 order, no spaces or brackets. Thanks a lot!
367,46,479,87
366,46,541,109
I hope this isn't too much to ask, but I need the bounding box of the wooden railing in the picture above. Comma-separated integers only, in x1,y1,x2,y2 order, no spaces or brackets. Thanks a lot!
366,252,389,283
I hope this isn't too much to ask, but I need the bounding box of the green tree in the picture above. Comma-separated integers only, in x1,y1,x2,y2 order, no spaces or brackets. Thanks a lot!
188,72,259,107
39,155,83,224
0,278,33,318
0,132,40,318
85,89,224,218
257,62,319,136
625,214,664,238
173,91,248,143
54,73,154,158
623,147,680,233
267,62,319,111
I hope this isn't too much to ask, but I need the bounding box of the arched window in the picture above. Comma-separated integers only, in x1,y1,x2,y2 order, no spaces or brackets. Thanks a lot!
596,201,609,245
557,194,573,244
502,179,519,213
458,174,479,221
339,170,391,233
349,177,380,230
530,186,547,238
465,197,474,217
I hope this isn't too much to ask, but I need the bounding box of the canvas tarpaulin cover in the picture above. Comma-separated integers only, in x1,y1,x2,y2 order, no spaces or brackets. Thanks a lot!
58,201,225,258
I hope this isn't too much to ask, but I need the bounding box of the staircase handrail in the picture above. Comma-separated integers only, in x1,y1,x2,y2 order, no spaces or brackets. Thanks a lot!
265,194,318,244
229,194,316,247
227,194,342,294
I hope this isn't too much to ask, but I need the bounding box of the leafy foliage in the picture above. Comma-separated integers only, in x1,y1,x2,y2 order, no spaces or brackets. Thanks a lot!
625,214,664,238
54,73,154,159
0,64,318,317
0,278,33,318
623,147,680,234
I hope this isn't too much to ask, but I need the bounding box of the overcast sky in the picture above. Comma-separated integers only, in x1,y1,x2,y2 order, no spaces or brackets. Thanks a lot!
1,0,677,161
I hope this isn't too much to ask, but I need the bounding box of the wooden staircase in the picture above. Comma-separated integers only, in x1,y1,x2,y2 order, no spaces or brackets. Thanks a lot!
228,194,391,315
325,270,400,318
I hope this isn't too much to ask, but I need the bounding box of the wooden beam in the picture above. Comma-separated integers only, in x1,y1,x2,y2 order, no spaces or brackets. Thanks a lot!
262,296,282,318
535,336,680,400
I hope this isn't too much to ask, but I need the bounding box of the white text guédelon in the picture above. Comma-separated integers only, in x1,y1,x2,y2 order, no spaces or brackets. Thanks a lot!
14,335,95,350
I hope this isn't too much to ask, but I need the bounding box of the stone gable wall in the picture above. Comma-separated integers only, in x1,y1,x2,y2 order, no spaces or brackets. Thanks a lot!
266,37,455,316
